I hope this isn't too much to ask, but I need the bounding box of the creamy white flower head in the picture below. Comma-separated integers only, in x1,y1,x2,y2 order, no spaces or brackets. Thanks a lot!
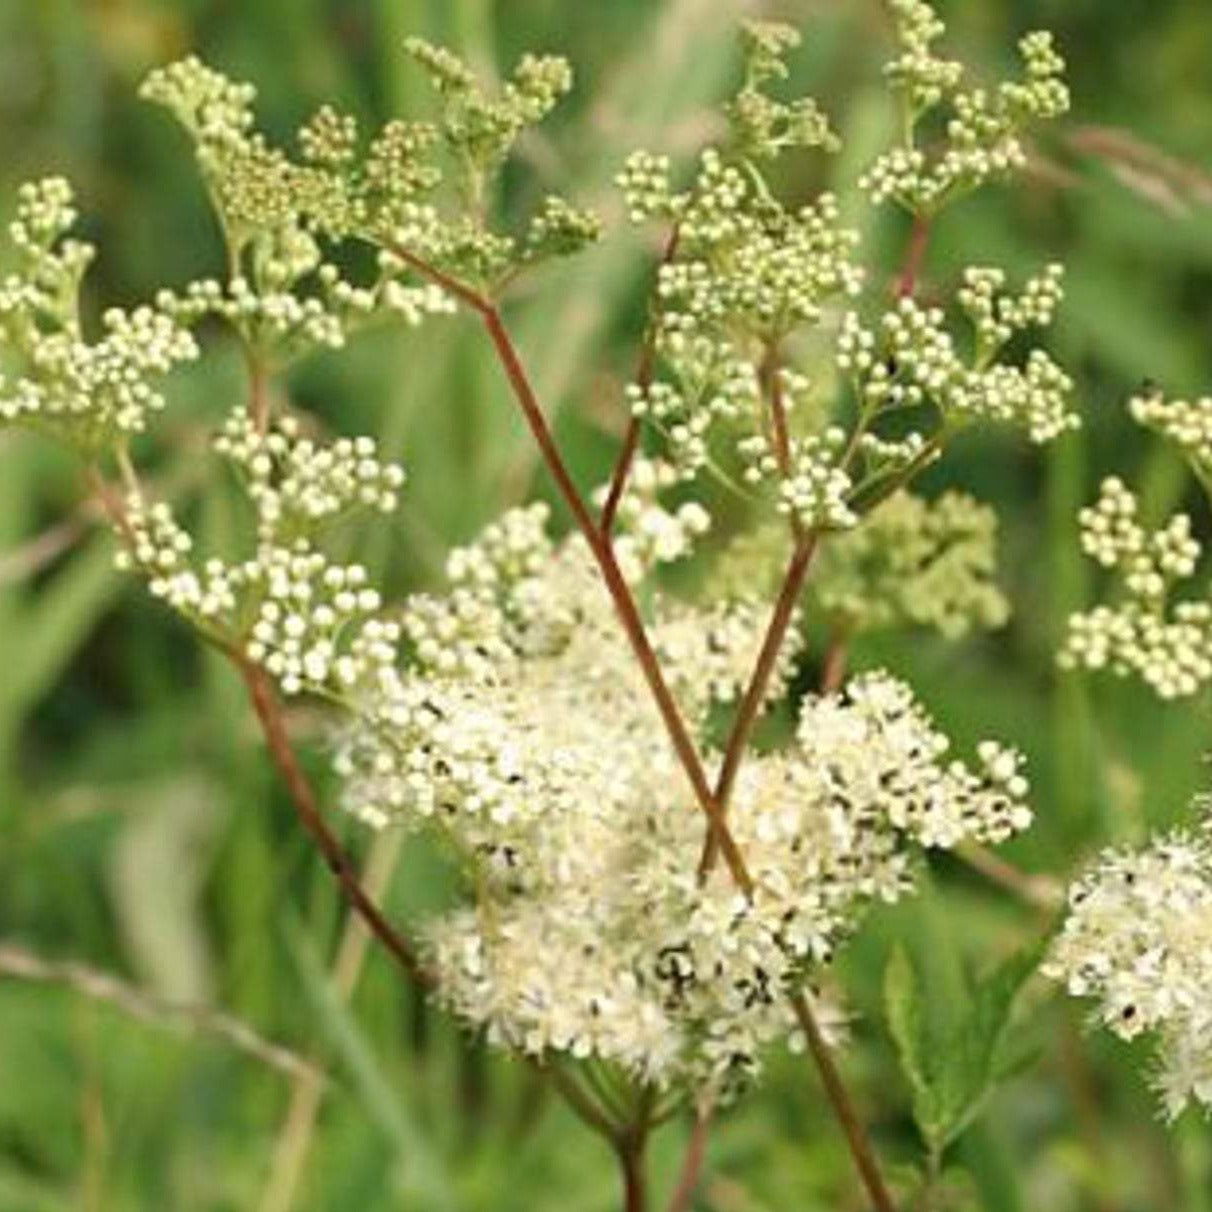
333,497,1033,1094
1045,821,1212,1118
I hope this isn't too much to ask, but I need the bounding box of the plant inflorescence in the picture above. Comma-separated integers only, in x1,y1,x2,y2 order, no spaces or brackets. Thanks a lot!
25,0,1212,1205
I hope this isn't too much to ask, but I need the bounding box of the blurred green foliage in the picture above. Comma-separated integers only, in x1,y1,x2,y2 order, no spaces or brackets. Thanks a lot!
2,1,1212,1209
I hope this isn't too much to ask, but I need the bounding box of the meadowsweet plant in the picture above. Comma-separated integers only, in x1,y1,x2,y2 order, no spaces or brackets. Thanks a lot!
2,4,1091,1208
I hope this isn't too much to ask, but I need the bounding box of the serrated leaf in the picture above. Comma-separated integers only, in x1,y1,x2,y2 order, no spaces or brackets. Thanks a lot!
884,944,944,1150
932,938,1045,1149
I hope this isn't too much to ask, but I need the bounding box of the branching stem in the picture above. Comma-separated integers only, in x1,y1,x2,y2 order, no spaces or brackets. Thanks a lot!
896,213,931,300
384,247,897,1211
392,245,754,892
236,659,432,989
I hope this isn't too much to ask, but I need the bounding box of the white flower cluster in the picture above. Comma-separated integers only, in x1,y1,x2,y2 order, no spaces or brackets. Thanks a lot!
862,1,1069,213
331,490,1032,1091
839,267,1076,446
157,264,455,364
1130,391,1212,485
740,427,857,532
1045,822,1212,1118
620,151,862,338
0,179,197,452
112,413,405,697
958,264,1065,357
214,409,405,540
590,457,712,577
1061,477,1212,698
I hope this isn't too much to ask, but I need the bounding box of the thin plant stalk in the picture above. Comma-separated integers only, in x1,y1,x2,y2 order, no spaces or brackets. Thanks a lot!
391,244,755,891
820,628,850,695
895,213,931,300
0,943,322,1085
237,659,431,988
257,828,406,1212
790,991,896,1212
665,1096,715,1212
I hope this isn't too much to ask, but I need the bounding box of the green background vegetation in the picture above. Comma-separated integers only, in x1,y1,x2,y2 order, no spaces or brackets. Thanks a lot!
2,0,1212,1208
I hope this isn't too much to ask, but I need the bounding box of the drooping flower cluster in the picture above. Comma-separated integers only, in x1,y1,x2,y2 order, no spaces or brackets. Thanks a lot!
332,496,1032,1092
1045,819,1212,1118
0,179,198,453
862,0,1069,214
1061,476,1212,699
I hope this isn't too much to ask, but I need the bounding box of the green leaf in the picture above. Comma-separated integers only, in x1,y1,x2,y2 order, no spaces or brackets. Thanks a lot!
933,938,1045,1150
884,944,944,1152
1,534,121,715
886,937,1044,1158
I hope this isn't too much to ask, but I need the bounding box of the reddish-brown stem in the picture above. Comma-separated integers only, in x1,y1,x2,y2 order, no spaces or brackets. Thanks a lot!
601,227,682,535
791,991,896,1212
618,1138,648,1212
697,529,819,879
246,349,271,435
85,469,433,991
820,629,850,695
236,659,431,988
392,246,754,892
696,341,820,879
763,343,793,475
482,304,755,892
85,466,137,548
895,213,931,301
603,419,643,530
614,1090,657,1212
665,1101,714,1212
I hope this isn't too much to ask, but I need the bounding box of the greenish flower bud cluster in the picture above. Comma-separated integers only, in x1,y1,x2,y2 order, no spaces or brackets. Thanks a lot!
714,490,1008,643
813,491,1009,638
862,1,1069,214
1062,475,1211,699
727,21,840,162
1130,390,1212,491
